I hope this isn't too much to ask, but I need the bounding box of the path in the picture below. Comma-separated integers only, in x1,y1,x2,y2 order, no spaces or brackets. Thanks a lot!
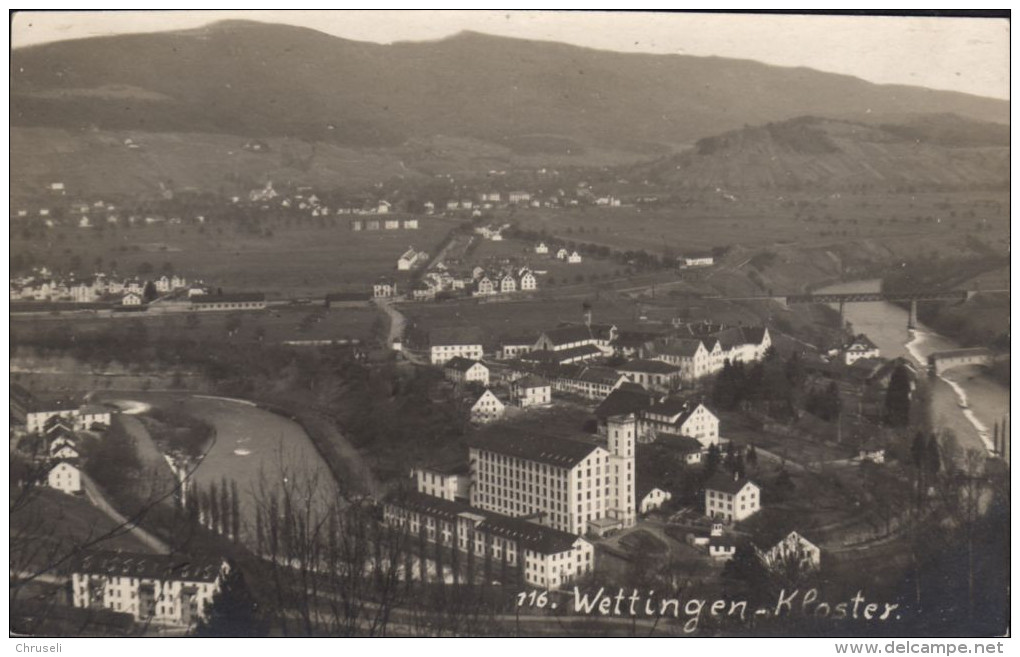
79,471,171,554
375,298,426,365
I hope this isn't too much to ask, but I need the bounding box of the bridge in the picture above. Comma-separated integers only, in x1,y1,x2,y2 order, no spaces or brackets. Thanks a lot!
928,348,995,375
706,288,1007,330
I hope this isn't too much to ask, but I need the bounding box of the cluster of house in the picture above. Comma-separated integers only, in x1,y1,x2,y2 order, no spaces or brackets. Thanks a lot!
446,191,535,212
422,317,771,426
11,384,116,496
10,269,189,305
11,384,114,436
534,242,582,263
249,181,398,218
70,550,226,627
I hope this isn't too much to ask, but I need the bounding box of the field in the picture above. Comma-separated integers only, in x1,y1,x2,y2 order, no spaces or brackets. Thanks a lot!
11,215,459,298
401,294,647,345
466,235,622,284
506,190,1010,259
11,303,384,347
10,487,155,575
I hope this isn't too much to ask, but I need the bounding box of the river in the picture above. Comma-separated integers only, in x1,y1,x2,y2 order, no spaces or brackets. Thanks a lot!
816,280,1009,462
97,391,335,543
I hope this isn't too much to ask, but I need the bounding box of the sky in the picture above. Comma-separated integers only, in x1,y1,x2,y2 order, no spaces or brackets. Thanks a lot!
10,10,1010,100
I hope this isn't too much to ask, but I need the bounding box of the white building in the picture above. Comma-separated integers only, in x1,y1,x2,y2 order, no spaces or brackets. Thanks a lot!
680,256,714,268
429,329,484,365
637,399,719,446
757,531,821,573
383,493,594,590
71,551,225,626
444,357,490,386
412,464,470,502
470,389,506,423
535,243,549,255
567,251,583,264
518,270,537,291
468,413,636,536
398,248,424,271
843,334,881,365
47,460,82,495
638,486,671,514
704,474,760,523
122,292,143,306
510,375,551,408
616,359,682,393
373,281,398,298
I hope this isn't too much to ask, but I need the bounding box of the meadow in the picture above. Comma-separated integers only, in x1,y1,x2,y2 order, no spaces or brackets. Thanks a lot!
12,214,459,298
506,190,1010,260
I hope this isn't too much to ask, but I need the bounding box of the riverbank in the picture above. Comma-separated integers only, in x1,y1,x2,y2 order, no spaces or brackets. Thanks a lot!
816,279,1008,462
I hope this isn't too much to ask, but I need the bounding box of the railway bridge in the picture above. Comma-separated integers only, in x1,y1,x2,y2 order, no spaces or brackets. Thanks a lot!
706,288,1007,330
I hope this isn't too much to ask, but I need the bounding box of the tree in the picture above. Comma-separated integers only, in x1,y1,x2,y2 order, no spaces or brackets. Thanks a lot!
230,480,241,542
884,363,912,427
704,444,721,478
142,280,158,303
194,563,268,637
746,444,758,470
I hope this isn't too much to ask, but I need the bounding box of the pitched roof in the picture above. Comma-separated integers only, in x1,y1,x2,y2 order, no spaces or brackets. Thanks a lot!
430,326,484,347
645,397,697,419
445,356,483,372
704,473,758,496
655,434,704,454
612,330,666,349
415,461,471,476
594,387,659,419
514,375,549,389
501,334,538,346
192,292,265,304
847,334,879,350
741,326,769,344
390,492,583,555
541,325,596,346
468,430,602,468
542,323,615,346
73,550,223,583
617,359,682,375
574,365,624,385
656,339,705,358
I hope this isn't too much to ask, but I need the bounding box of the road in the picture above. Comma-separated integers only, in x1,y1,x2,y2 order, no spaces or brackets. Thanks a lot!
375,298,427,365
79,471,171,554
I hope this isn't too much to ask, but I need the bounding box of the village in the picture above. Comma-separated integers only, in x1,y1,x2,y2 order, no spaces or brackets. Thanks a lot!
11,156,988,635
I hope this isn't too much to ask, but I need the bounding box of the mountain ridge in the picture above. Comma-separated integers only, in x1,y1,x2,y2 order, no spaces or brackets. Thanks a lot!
11,20,1009,152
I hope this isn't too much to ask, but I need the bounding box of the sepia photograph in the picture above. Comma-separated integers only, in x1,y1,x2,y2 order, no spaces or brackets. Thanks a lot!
8,9,1011,644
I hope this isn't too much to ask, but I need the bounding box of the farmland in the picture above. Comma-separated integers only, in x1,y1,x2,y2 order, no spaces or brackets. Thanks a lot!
10,302,383,347
506,190,1009,260
12,214,460,298
465,234,624,284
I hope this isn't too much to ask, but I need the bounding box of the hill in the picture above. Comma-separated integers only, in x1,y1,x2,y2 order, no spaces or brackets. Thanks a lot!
12,20,1009,154
626,115,1010,191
